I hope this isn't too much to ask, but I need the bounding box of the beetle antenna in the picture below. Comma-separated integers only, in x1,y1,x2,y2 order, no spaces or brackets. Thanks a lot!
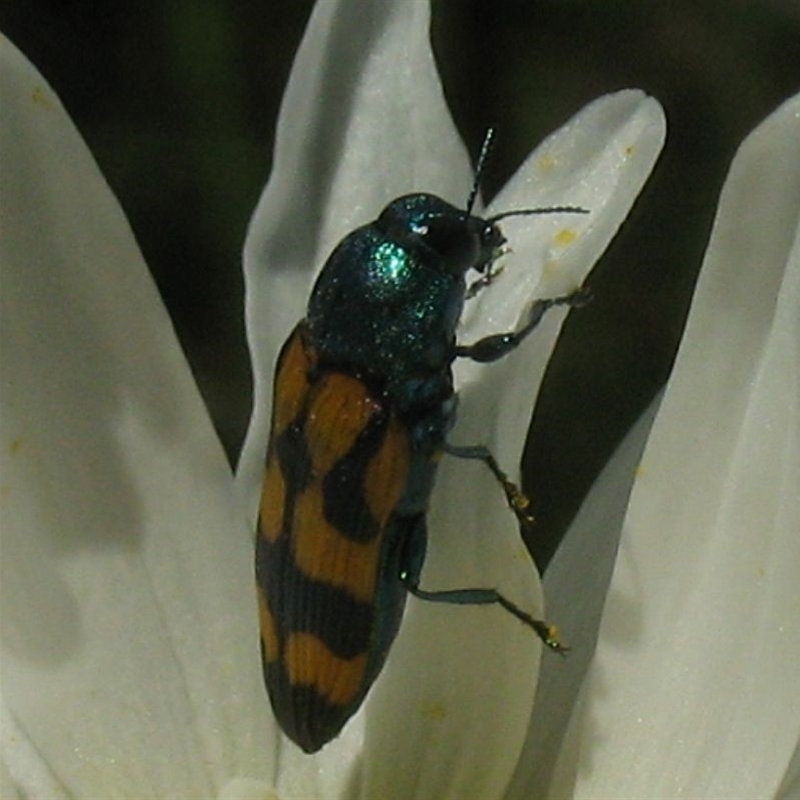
488,206,590,223
466,127,496,215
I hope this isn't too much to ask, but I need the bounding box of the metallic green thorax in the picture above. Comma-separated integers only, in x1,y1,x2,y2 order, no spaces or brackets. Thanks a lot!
307,193,504,413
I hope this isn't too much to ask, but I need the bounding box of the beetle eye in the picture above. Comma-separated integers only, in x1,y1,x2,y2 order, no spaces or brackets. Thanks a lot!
415,215,481,273
480,222,505,255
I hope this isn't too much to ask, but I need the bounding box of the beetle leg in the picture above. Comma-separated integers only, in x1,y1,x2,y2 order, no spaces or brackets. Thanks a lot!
465,261,506,299
401,577,568,654
455,286,591,363
444,442,534,529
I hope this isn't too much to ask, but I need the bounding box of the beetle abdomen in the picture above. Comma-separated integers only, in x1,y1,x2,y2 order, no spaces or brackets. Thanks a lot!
256,323,416,751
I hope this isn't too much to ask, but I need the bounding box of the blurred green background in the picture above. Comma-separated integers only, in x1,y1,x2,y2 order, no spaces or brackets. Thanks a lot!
3,1,798,568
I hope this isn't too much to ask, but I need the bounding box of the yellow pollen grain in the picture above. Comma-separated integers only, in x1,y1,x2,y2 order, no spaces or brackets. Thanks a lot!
31,85,53,109
421,701,448,721
553,227,578,247
537,153,557,172
542,259,559,276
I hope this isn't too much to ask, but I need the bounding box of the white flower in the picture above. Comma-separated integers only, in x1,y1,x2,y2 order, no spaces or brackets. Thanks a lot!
16,0,796,797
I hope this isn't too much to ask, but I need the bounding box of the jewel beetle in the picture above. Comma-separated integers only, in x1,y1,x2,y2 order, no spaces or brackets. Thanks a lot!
255,133,589,753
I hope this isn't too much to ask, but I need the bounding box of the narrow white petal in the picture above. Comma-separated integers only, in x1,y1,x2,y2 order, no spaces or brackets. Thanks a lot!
459,90,666,476
776,737,800,800
0,39,272,796
217,777,281,800
1,698,70,800
564,93,800,799
505,399,661,800
474,90,666,332
0,759,23,800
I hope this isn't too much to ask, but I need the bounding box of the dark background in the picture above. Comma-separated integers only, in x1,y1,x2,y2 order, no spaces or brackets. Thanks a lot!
4,1,798,568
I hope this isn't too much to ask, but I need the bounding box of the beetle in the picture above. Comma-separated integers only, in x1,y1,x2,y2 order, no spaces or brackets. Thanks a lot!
255,134,589,752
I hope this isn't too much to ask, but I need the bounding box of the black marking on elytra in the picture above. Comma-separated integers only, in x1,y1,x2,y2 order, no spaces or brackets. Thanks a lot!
275,420,313,494
321,408,390,543
264,661,350,754
257,533,374,659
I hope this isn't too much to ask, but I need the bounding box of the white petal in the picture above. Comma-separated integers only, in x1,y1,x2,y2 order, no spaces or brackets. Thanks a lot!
0,38,273,797
473,90,666,332
458,90,666,475
217,777,281,800
504,399,661,799
562,93,800,798
777,738,800,800
1,697,70,800
0,758,23,800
